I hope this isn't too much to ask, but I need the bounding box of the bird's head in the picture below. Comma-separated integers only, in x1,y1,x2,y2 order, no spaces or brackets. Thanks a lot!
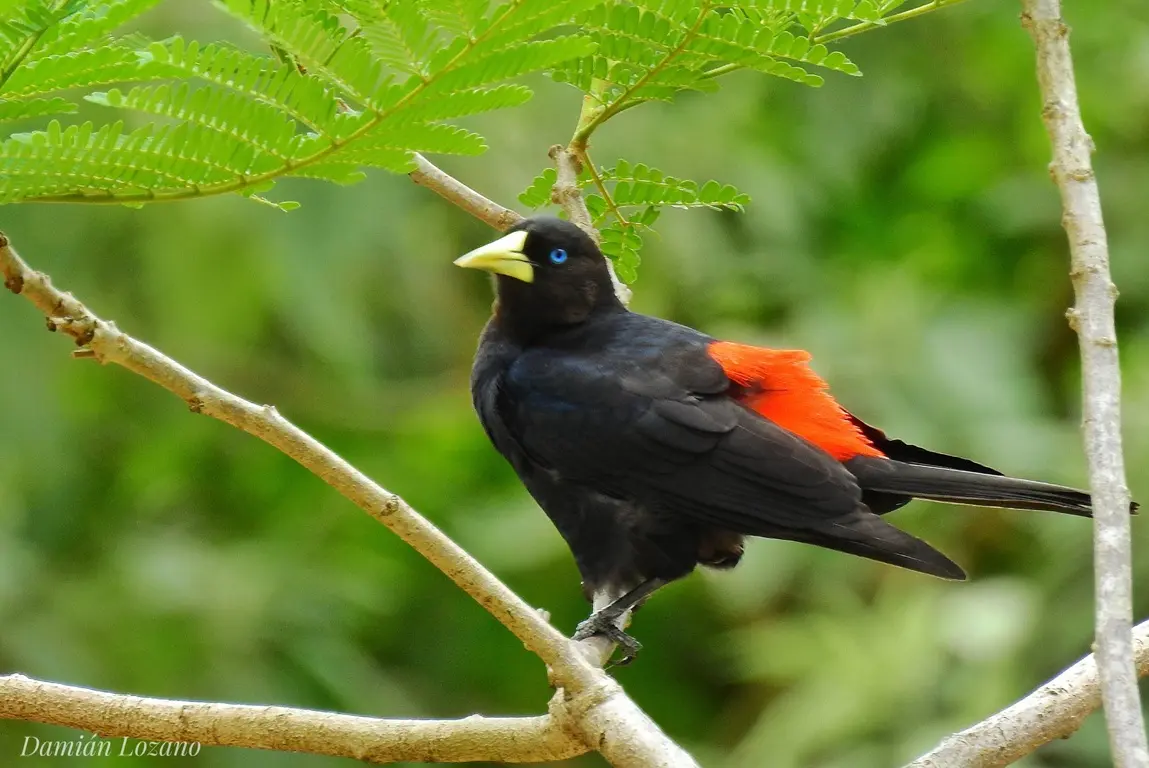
454,216,622,338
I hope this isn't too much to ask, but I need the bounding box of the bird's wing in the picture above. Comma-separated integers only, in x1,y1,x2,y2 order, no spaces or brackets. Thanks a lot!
496,331,964,579
705,341,887,461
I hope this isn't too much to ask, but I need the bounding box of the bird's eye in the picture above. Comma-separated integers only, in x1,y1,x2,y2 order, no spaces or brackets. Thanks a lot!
548,248,568,265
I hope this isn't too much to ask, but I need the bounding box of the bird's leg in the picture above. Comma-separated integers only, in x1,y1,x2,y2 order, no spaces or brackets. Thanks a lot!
572,578,666,665
592,578,666,624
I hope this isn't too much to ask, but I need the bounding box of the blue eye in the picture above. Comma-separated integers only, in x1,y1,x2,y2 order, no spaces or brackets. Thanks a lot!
548,248,568,264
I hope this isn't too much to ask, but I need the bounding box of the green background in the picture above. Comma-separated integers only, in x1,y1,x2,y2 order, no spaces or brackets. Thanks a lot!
2,1,1147,765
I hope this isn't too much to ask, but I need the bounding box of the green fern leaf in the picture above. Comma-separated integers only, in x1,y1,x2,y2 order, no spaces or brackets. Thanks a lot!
642,64,722,97
142,37,347,135
747,0,882,23
340,0,439,76
687,12,860,77
599,222,642,284
31,0,164,59
582,192,606,223
603,162,750,210
85,83,304,160
218,0,388,109
285,161,368,185
389,84,532,122
321,147,416,173
259,196,300,211
560,0,861,114
352,121,487,156
696,178,750,209
0,119,285,203
0,96,76,122
576,4,676,70
415,0,488,37
852,1,884,22
0,0,80,76
878,0,912,13
549,55,610,93
630,0,702,25
634,204,660,227
553,1,715,109
2,45,172,98
763,28,858,74
428,36,596,94
518,167,557,208
470,0,611,53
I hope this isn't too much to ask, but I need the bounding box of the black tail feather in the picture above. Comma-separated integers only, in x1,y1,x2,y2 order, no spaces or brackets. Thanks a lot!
845,412,1139,515
848,414,1004,476
780,507,968,581
845,457,1109,517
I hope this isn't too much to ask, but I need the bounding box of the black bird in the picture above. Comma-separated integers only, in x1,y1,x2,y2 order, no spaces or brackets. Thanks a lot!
456,215,1114,661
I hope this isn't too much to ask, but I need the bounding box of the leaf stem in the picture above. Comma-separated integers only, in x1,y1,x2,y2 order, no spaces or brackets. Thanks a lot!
697,0,972,82
818,0,971,46
570,2,714,148
0,0,73,91
576,146,627,229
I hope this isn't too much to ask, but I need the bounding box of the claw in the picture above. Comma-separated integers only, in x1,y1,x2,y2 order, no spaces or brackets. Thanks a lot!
572,612,643,665
570,579,665,665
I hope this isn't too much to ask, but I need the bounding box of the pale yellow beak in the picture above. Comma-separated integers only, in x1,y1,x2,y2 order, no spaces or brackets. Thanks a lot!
453,230,533,283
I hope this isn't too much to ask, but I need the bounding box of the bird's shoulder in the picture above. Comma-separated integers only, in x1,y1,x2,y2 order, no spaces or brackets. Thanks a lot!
473,311,866,529
505,311,728,399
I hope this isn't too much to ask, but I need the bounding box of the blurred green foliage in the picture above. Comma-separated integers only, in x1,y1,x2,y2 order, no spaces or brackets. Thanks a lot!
2,1,1148,766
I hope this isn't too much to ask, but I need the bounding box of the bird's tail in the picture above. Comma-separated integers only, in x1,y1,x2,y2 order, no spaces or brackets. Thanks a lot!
845,457,1136,517
784,506,968,580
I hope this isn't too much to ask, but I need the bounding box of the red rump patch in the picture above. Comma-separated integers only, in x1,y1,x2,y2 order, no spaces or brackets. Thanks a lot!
708,341,884,461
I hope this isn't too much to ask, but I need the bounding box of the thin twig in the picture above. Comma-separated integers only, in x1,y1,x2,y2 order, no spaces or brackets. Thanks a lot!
548,144,594,233
409,154,522,231
815,0,971,46
1021,2,1148,766
905,618,1149,767
577,146,629,228
0,233,698,768
0,674,586,764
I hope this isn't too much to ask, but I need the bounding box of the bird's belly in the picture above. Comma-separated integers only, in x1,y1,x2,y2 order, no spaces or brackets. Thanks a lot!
539,481,738,594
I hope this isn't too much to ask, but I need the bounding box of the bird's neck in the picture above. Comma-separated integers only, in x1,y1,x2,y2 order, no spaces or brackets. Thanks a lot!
490,300,626,348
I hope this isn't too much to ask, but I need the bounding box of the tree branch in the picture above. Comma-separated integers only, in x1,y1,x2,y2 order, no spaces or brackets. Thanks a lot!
0,233,698,768
0,674,585,764
1021,2,1148,765
548,143,595,233
549,143,633,306
905,617,1149,767
409,154,523,231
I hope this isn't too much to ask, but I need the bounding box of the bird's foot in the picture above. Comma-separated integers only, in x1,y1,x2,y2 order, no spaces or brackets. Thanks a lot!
572,612,643,666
